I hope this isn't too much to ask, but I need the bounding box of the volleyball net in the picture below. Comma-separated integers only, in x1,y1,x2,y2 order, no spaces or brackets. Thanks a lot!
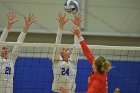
0,42,140,93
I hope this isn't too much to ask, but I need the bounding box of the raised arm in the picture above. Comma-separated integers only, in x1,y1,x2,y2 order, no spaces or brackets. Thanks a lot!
71,25,95,65
70,13,82,64
52,13,68,63
11,14,36,61
69,35,79,64
0,12,17,42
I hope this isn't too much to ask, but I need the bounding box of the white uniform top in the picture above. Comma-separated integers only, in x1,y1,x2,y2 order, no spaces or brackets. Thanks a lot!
52,57,77,92
52,28,79,93
0,55,14,81
0,27,27,92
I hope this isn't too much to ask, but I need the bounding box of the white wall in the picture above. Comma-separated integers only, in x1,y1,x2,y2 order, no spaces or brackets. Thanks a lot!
0,0,140,37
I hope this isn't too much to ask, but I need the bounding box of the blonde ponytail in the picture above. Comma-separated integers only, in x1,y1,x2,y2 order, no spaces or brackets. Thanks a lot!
95,56,111,73
101,60,111,72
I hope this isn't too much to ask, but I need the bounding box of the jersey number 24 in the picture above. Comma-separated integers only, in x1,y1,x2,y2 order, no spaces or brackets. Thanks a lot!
61,68,69,76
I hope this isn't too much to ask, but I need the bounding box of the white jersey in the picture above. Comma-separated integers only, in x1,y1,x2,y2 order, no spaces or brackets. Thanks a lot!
0,27,27,93
52,28,79,93
52,58,77,93
0,55,14,93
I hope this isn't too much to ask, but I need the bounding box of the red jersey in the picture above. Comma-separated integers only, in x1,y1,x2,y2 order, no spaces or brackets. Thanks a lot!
80,40,107,93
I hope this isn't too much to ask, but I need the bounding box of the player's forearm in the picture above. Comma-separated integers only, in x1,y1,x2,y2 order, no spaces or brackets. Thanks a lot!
55,27,63,44
52,27,63,61
74,35,79,45
59,25,64,31
17,31,27,42
17,24,30,42
79,38,95,65
11,45,20,62
11,27,27,61
6,23,12,30
0,27,9,42
23,25,30,33
70,35,79,63
11,32,26,61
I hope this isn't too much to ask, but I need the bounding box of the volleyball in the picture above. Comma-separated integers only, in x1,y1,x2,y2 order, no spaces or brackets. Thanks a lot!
64,0,79,14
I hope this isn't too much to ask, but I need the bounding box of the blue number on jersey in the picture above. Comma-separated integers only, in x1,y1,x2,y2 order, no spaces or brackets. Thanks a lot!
61,68,69,76
5,67,11,75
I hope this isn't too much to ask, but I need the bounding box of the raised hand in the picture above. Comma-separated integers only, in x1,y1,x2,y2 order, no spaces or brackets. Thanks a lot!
24,14,36,27
23,14,36,33
71,25,82,38
71,13,82,27
6,12,18,30
56,12,69,30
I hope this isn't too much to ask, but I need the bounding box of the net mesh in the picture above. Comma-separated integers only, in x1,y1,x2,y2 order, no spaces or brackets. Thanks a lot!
0,42,140,93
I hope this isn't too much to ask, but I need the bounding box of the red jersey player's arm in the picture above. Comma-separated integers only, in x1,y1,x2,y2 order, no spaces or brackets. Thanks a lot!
71,24,95,65
80,40,95,65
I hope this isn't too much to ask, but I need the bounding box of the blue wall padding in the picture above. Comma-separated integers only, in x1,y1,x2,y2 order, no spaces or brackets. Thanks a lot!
13,57,140,93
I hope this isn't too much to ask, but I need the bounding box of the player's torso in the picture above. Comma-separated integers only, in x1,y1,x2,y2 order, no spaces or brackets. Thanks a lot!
0,56,14,80
88,72,107,93
52,60,77,92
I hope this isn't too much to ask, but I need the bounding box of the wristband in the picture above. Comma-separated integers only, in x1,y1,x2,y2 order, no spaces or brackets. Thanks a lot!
78,36,84,42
